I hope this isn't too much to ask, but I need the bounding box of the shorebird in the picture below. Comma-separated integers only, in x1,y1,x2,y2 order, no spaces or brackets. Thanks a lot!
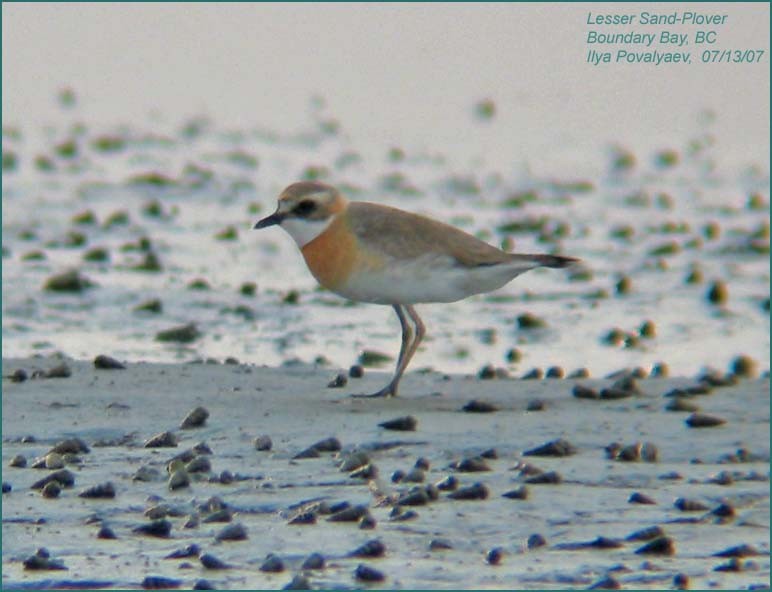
255,181,578,397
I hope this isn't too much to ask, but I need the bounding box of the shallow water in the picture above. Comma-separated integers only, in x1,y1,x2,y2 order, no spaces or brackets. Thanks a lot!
1,104,769,378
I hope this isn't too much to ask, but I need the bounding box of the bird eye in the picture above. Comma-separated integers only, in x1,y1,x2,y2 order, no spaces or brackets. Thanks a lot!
294,200,316,216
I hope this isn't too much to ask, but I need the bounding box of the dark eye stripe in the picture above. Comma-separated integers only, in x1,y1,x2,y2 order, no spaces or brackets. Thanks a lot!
293,200,316,216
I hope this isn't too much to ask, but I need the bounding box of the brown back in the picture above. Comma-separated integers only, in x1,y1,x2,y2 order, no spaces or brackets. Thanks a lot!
347,202,511,267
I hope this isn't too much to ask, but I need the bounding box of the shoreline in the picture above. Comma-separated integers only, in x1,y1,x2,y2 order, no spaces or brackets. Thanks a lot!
2,356,769,589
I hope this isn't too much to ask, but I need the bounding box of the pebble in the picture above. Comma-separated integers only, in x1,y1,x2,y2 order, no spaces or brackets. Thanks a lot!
22,550,67,571
527,533,547,549
180,406,209,429
698,368,737,387
193,580,216,590
215,522,248,541
403,467,425,483
141,575,182,589
524,438,576,457
51,437,90,455
168,470,190,491
435,475,458,491
288,512,316,525
517,312,546,329
93,354,126,370
544,366,563,379
41,481,61,498
201,508,232,523
349,539,385,558
79,482,116,499
730,354,758,378
31,469,75,490
685,413,726,428
184,515,200,529
254,435,272,451
44,452,65,469
44,361,73,379
155,323,200,344
133,519,172,538
9,368,28,382
626,525,664,541
390,469,405,483
338,451,370,472
328,504,369,522
524,471,562,485
451,456,491,472
521,368,543,379
144,431,178,448
328,501,350,513
714,557,745,572
706,280,728,305
674,497,709,512
2,482,11,494
635,536,675,556
389,507,418,522
425,483,439,500
707,470,734,485
349,364,364,378
711,502,735,519
526,399,546,411
615,275,632,295
359,515,377,530
478,364,496,379
378,415,417,431
310,436,342,452
628,492,656,504
354,564,385,582
164,544,201,559
673,573,689,589
302,553,326,570
186,456,211,474
327,372,348,388
283,575,312,590
461,399,498,413
397,489,429,507
447,482,488,500
588,576,621,590
714,543,761,557
429,538,453,551
502,486,529,500
200,553,229,570
666,397,700,412
414,457,430,470
555,536,623,551
506,348,522,363
133,466,161,482
480,448,497,459
573,384,599,399
97,525,117,539
600,386,633,399
485,547,504,565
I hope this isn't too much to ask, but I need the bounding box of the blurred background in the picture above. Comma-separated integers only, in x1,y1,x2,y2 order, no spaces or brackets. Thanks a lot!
2,3,769,377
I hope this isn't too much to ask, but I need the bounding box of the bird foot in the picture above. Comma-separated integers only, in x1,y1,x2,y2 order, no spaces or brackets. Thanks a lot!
350,386,397,398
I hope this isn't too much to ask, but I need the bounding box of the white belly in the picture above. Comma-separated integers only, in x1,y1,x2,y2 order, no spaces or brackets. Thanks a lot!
333,256,525,304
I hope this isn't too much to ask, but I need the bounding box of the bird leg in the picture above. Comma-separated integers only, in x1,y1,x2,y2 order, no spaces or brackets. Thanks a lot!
352,304,422,398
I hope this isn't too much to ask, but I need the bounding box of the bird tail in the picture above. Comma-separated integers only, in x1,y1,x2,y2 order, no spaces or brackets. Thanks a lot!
511,254,580,268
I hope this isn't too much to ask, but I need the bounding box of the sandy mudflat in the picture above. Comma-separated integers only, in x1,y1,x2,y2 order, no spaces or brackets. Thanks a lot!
1,356,769,590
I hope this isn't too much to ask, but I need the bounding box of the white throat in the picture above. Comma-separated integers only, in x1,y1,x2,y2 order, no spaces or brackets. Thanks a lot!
280,216,335,248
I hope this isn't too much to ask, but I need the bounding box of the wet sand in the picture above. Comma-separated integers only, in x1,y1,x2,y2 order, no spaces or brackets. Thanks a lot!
2,356,769,590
